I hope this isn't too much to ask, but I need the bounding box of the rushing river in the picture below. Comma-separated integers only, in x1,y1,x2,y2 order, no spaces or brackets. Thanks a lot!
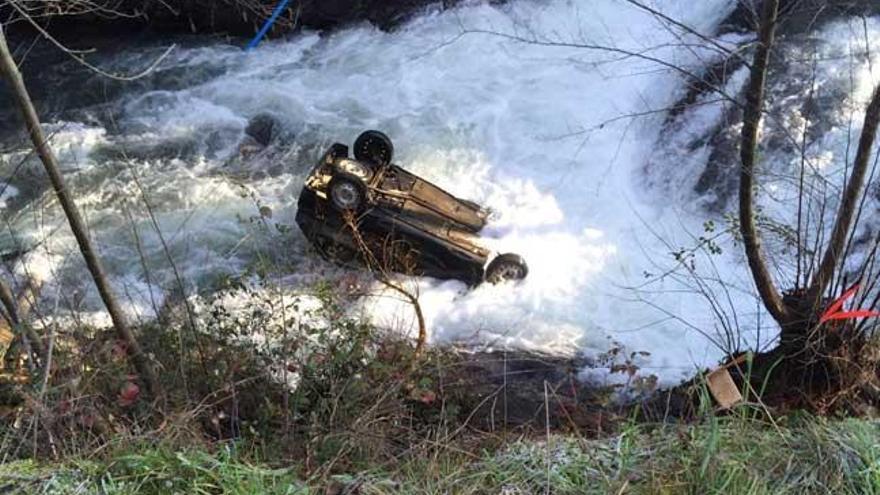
2,0,879,384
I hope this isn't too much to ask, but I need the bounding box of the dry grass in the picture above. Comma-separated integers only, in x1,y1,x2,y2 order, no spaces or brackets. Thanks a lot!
3,413,880,494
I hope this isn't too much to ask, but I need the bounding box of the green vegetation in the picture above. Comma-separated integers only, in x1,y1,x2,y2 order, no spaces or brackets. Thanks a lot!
0,448,305,494
3,280,880,494
2,271,879,494
2,415,880,494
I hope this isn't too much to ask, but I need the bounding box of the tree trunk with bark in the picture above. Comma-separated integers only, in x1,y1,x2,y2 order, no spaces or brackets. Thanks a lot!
0,24,161,398
738,0,791,327
737,0,880,412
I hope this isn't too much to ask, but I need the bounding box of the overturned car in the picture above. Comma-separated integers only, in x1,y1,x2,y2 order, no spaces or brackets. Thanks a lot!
295,130,528,286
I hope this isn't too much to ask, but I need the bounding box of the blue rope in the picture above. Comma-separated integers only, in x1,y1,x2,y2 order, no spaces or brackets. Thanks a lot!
245,0,294,51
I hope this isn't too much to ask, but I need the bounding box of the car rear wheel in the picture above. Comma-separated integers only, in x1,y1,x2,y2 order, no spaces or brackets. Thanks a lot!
354,130,394,167
329,175,366,212
485,253,528,284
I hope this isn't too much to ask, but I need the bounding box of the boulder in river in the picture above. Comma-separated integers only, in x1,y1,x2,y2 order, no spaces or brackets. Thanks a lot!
245,113,281,147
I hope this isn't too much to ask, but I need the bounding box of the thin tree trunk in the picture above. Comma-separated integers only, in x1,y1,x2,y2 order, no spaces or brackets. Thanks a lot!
739,0,791,325
0,277,43,373
806,84,880,307
0,26,161,398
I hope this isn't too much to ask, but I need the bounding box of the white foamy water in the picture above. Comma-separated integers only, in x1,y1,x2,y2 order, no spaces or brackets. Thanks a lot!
5,1,878,384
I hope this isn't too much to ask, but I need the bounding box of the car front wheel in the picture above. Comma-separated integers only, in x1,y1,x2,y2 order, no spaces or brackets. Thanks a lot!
329,174,367,212
485,253,528,284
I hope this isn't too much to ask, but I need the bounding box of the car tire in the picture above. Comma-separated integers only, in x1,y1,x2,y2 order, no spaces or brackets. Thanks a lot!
329,174,367,213
485,253,528,284
354,130,394,167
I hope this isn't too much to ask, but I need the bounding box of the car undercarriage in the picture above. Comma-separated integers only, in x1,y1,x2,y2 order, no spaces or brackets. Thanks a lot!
295,131,528,286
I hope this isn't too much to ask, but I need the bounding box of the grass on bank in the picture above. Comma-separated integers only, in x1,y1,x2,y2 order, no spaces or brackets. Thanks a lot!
3,413,880,494
2,273,880,494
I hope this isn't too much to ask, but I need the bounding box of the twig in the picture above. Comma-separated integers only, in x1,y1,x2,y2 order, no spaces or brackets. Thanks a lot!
8,1,176,81
32,283,59,459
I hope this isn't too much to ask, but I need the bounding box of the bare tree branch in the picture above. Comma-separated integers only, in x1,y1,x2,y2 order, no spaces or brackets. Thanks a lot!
622,0,751,67
6,1,175,81
806,84,880,306
342,212,427,362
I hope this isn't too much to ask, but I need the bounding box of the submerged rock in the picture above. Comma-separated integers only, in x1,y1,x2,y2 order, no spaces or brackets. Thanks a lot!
245,113,280,148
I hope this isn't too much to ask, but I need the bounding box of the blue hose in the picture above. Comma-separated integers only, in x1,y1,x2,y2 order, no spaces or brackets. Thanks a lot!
245,0,295,51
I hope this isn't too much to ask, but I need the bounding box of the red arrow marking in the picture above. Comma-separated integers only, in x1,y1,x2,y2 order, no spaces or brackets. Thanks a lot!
819,283,880,325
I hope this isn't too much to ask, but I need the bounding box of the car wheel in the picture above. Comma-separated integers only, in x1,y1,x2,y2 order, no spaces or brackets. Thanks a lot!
485,253,528,284
354,130,394,167
329,174,366,212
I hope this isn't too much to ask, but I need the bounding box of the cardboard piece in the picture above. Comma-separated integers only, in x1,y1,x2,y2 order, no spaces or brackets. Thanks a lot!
706,366,742,409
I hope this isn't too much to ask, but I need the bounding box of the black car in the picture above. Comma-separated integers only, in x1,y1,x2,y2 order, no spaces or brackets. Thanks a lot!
295,130,528,285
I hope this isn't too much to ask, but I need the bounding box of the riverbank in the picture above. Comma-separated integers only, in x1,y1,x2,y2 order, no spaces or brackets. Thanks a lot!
2,0,486,44
4,413,879,494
